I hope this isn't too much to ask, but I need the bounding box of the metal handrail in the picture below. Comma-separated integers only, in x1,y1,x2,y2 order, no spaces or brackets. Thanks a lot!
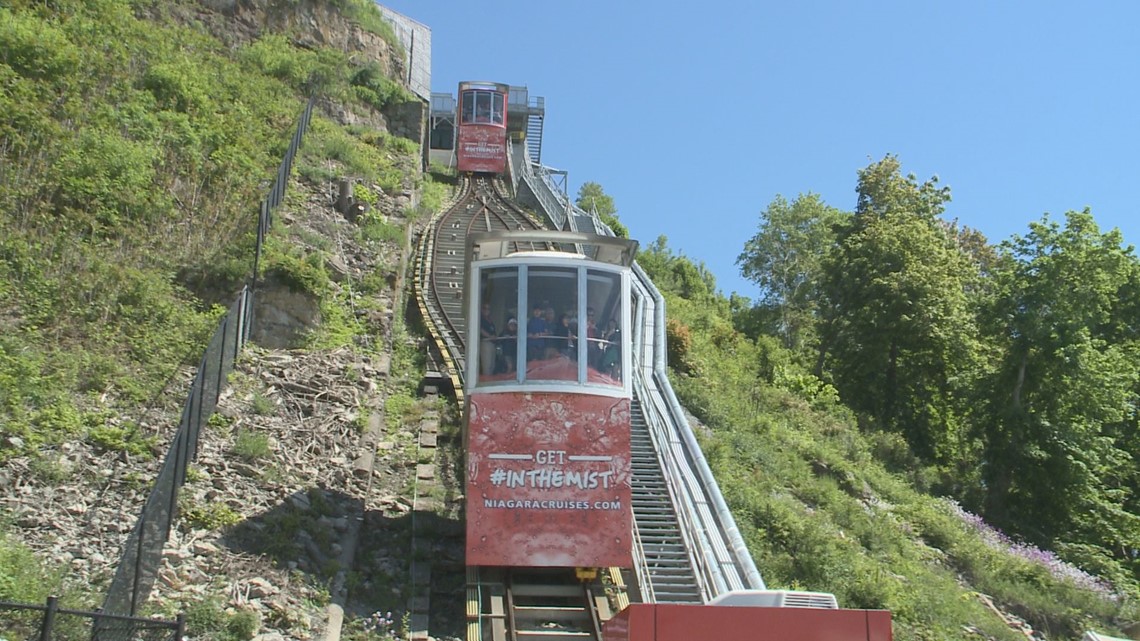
633,262,766,591
629,281,714,599
629,513,656,604
516,142,569,230
635,371,717,600
515,170,766,598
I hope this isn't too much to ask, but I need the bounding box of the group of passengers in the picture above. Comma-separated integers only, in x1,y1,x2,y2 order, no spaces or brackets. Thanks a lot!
478,302,620,378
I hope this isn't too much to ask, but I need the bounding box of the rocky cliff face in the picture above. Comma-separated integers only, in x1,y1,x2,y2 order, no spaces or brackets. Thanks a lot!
1,1,444,638
177,0,404,80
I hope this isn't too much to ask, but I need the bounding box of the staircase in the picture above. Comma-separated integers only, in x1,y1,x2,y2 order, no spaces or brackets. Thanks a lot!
526,112,544,166
629,397,703,603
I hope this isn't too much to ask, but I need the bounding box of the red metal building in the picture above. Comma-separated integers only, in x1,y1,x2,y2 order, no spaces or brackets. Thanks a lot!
603,603,892,641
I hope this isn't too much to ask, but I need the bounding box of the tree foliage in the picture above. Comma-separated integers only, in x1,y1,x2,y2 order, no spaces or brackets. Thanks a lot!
737,193,847,348
642,202,1135,636
977,211,1140,569
638,235,721,306
575,181,628,238
817,156,980,462
732,152,1140,595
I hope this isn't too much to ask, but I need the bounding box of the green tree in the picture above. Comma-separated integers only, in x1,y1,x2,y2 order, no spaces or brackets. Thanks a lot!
575,181,628,238
818,156,979,462
737,193,847,349
978,210,1140,564
637,235,720,305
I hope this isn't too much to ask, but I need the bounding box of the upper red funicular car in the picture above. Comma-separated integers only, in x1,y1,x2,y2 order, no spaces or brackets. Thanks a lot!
464,231,639,569
456,81,509,174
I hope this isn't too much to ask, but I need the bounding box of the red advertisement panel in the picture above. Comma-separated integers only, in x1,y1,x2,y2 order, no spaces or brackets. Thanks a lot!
457,125,507,173
466,392,632,567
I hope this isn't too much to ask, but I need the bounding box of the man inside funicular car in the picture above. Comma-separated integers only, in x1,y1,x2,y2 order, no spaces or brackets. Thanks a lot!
526,304,547,361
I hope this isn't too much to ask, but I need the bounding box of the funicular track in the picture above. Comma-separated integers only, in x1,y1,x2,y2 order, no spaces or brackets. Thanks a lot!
417,175,545,387
415,175,629,641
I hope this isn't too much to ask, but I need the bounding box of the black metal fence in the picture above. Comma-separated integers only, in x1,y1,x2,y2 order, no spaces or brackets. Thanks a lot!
95,96,316,620
0,596,183,641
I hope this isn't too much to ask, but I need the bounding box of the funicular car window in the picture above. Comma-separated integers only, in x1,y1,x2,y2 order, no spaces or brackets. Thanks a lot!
586,270,623,387
524,267,579,383
475,92,493,123
476,266,519,384
461,91,475,124
492,92,504,125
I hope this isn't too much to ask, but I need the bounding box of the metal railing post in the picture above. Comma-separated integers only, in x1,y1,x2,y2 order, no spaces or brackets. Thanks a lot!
39,595,57,641
212,317,228,407
130,516,146,616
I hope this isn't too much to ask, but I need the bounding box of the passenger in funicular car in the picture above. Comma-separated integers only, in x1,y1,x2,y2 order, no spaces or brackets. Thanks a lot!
497,317,517,374
481,305,622,387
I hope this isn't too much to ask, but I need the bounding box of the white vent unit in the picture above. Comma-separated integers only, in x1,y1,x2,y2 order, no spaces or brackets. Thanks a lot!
708,590,839,609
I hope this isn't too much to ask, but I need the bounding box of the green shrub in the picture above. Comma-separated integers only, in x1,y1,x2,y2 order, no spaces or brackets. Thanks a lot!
353,182,378,206
52,128,162,230
185,597,227,638
226,608,260,641
665,317,693,373
263,245,329,295
141,59,210,114
0,9,83,81
238,34,316,88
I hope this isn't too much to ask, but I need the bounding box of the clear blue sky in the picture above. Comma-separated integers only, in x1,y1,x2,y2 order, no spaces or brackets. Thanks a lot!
380,1,1140,299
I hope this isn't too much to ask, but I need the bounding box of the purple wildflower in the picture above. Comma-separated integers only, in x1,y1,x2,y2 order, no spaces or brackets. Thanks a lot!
942,499,1117,599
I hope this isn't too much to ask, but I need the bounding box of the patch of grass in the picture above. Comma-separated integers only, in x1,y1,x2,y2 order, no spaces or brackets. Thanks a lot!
0,531,68,603
298,160,337,185
384,393,416,432
301,117,415,193
29,455,74,485
180,500,243,531
250,391,276,416
308,291,365,349
184,597,259,641
418,174,449,214
352,410,372,433
232,429,271,461
294,226,334,252
335,0,405,54
358,213,405,245
86,423,158,458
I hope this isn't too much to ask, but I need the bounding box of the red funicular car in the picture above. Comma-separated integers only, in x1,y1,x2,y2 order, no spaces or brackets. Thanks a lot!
456,81,509,174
